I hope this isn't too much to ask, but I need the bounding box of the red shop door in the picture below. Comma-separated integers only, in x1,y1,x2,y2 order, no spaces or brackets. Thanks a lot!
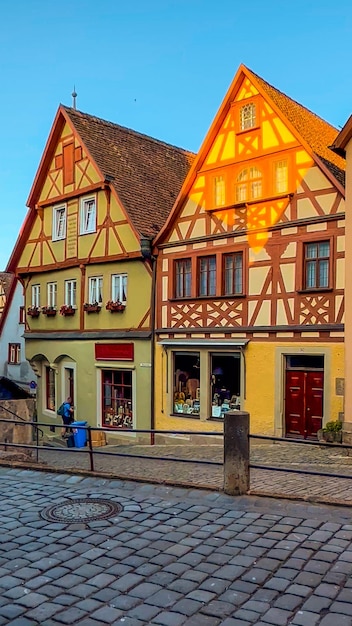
285,370,323,439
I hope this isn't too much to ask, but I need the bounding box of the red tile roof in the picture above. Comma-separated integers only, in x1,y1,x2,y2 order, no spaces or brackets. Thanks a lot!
248,68,345,186
63,107,196,238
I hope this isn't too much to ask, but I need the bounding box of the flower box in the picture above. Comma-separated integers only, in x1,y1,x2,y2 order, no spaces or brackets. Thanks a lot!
83,303,101,313
60,305,76,317
106,301,126,312
27,307,40,318
42,307,57,317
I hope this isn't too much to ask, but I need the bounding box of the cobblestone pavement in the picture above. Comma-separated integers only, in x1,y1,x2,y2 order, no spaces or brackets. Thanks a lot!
1,468,352,626
35,440,352,506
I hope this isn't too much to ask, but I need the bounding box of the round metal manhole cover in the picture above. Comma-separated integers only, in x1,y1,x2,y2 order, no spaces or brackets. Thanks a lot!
41,498,122,523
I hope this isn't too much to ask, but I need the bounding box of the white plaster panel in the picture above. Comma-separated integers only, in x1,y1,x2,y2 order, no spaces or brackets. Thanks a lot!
162,276,168,301
297,198,318,219
282,227,298,237
164,246,187,254
249,266,271,295
181,196,202,217
306,222,327,232
302,165,330,192
281,263,296,293
213,238,228,246
281,243,297,260
162,259,168,272
248,300,271,325
336,258,345,290
249,247,271,264
190,217,207,238
317,193,338,215
276,299,289,325
193,242,208,249
337,235,345,253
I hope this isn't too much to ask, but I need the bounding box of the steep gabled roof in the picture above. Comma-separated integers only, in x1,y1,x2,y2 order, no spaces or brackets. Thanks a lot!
155,64,345,245
250,69,345,186
63,107,195,238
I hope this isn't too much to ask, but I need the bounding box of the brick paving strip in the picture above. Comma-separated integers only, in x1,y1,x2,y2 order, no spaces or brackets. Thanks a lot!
1,467,352,625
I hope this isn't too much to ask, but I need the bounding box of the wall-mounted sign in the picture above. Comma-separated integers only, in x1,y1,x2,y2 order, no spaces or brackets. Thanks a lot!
95,343,134,361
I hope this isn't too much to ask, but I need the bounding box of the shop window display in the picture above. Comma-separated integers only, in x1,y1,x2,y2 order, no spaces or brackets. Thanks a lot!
173,352,200,416
211,354,241,418
102,369,133,428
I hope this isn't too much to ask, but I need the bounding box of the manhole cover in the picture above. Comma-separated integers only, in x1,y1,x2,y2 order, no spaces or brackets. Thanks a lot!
41,498,122,523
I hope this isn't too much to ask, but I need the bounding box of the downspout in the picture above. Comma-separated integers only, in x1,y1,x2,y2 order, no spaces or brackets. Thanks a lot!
140,237,157,445
150,254,157,445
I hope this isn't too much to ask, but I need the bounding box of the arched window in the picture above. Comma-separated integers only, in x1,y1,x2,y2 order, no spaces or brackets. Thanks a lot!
235,166,262,203
240,102,256,130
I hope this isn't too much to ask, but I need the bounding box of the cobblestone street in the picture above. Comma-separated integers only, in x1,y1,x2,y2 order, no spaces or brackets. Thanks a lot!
1,468,352,625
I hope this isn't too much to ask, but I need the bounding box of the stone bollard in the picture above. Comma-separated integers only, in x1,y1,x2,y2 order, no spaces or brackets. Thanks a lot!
223,410,250,495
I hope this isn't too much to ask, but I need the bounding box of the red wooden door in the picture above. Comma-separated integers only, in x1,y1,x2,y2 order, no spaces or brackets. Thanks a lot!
285,370,323,438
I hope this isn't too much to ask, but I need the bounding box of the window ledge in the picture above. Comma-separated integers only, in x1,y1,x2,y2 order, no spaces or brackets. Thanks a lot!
171,413,200,419
297,288,333,294
170,294,246,302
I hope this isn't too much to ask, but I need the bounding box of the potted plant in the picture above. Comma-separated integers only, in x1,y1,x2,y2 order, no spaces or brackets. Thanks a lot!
83,302,101,313
317,419,342,443
41,306,57,317
27,306,40,318
106,300,126,312
60,304,76,317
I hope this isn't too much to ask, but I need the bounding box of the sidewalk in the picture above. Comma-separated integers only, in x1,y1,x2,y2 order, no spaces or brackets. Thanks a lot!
0,467,352,626
34,439,352,507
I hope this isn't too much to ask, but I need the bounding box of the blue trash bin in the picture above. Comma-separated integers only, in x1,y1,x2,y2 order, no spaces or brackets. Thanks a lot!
71,421,87,448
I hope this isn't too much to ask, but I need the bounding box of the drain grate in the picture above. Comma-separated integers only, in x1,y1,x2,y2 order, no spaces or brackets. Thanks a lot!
41,498,122,523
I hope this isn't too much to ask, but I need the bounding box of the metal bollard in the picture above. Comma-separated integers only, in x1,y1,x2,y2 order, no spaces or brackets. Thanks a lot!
224,410,250,495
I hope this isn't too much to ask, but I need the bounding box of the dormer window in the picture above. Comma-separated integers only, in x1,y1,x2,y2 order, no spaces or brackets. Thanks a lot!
235,167,262,203
240,102,256,130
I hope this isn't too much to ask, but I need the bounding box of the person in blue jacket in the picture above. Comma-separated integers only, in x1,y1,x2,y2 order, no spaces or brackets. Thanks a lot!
61,397,74,438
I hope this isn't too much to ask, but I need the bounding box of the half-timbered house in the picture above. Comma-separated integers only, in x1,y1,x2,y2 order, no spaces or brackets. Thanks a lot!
7,106,193,435
154,65,346,439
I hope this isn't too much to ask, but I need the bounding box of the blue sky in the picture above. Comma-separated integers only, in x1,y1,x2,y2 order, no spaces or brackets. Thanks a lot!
1,0,351,269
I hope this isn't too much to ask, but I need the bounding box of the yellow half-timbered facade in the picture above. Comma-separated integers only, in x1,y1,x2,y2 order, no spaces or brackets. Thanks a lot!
8,106,193,436
154,65,346,439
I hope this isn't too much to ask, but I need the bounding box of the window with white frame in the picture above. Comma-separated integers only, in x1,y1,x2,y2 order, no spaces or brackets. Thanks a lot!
31,284,40,308
80,196,96,234
64,280,77,307
47,282,57,308
111,274,127,303
52,205,67,241
88,276,103,304
8,343,20,365
240,102,256,130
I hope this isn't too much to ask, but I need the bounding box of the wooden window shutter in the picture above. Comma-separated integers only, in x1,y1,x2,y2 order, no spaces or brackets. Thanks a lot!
63,143,74,186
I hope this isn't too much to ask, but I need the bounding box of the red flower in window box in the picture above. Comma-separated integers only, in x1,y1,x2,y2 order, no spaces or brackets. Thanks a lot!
41,306,57,317
60,305,76,316
27,306,40,318
83,302,101,313
106,301,126,312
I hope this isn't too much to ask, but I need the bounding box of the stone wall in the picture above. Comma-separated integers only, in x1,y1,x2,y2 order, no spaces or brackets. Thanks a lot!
0,399,36,458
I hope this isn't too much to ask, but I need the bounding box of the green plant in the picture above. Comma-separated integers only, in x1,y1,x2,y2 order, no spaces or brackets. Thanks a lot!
323,420,342,433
